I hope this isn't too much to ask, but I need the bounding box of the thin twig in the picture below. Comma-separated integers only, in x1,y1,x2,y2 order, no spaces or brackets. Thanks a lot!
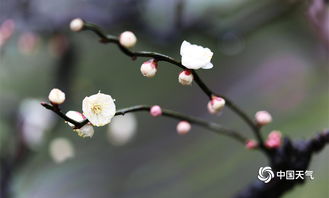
79,21,266,150
41,102,248,144
41,102,89,128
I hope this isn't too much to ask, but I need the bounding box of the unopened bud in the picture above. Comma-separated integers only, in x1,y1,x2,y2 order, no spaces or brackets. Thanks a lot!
119,31,137,48
150,105,162,117
140,59,157,78
265,130,282,148
48,88,65,105
178,70,193,85
207,96,225,114
70,18,84,32
176,121,191,135
245,140,258,149
255,111,272,126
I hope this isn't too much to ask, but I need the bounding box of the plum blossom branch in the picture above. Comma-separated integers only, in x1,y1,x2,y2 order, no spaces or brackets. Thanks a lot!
41,102,248,144
72,19,266,151
117,105,248,143
41,102,89,128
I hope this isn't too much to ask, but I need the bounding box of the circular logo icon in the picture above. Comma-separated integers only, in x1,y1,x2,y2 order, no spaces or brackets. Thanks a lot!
258,166,274,183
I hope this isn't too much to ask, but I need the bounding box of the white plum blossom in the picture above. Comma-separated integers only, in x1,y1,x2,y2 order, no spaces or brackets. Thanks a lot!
119,31,137,48
49,137,75,163
180,40,214,70
65,111,94,138
82,92,116,127
178,70,193,85
75,124,94,138
107,114,137,146
48,88,66,105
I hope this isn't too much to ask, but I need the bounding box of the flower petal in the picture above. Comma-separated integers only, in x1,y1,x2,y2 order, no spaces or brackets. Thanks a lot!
201,62,213,69
180,40,191,56
180,40,214,70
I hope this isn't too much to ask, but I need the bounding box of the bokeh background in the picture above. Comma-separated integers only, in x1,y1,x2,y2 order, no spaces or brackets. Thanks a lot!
0,0,328,198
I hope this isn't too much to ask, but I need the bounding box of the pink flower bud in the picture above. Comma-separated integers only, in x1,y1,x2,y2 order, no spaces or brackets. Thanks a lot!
70,18,84,32
48,88,66,105
255,111,272,126
176,121,191,135
245,140,258,149
18,32,39,55
119,31,137,48
150,105,162,117
265,130,282,148
268,130,282,140
178,70,193,85
140,59,157,78
0,19,15,40
207,96,225,114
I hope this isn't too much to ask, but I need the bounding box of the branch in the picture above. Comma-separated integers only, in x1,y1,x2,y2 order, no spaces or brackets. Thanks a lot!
77,20,266,150
41,102,248,144
234,129,329,198
41,102,89,128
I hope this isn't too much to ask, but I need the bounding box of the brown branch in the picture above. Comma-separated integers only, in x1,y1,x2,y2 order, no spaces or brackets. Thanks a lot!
41,102,89,128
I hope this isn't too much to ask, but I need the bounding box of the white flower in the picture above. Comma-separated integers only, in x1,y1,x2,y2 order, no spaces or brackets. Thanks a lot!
82,92,116,127
107,114,137,146
119,31,137,48
70,18,84,32
178,70,193,85
180,40,213,70
49,137,75,163
65,111,94,137
74,124,94,138
140,59,157,78
48,88,65,104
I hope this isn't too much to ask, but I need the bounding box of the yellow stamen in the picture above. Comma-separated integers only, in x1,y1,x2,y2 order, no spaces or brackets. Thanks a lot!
91,104,102,114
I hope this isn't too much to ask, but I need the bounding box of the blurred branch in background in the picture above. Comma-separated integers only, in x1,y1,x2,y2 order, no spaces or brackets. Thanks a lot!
308,0,329,48
0,31,78,198
1,0,328,48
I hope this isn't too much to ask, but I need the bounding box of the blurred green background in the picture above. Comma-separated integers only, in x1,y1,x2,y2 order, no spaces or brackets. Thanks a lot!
0,0,328,198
